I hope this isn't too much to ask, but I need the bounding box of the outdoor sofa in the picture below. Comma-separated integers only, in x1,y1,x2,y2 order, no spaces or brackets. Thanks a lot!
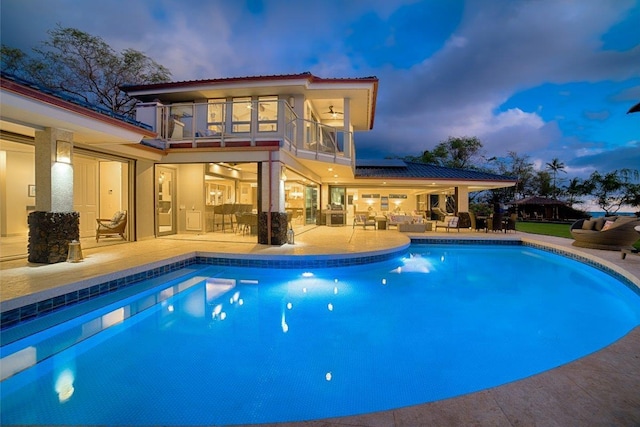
570,216,640,250
387,214,424,228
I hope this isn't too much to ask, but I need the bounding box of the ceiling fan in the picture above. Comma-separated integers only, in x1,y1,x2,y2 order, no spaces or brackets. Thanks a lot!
324,105,343,118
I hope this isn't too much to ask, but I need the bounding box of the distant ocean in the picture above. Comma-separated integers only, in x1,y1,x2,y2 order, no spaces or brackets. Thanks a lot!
588,211,636,218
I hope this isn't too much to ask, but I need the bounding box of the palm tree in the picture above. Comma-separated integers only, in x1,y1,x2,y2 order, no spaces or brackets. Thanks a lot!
546,158,566,199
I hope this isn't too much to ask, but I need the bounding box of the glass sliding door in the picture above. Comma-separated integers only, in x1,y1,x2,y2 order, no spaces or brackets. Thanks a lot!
156,166,176,236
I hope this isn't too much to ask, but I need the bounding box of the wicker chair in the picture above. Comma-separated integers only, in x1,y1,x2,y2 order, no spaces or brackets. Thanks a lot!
96,211,127,242
353,213,376,229
570,216,640,250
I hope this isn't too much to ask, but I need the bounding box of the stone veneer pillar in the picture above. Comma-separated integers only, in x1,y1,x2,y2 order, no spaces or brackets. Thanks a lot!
28,128,78,263
28,212,80,263
258,212,288,245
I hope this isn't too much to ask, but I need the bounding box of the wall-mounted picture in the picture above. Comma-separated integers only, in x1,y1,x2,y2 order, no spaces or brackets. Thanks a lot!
381,196,389,211
28,185,36,197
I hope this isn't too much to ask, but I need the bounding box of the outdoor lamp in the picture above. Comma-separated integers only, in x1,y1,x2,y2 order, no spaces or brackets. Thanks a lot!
56,140,72,164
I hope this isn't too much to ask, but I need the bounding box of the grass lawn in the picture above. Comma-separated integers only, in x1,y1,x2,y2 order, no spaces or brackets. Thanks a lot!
516,221,640,249
515,221,573,239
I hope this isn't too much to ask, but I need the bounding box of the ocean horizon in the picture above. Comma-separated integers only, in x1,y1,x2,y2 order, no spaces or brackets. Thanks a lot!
588,211,637,218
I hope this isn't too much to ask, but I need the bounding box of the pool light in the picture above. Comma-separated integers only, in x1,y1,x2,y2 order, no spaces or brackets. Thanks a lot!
302,272,313,278
55,369,75,403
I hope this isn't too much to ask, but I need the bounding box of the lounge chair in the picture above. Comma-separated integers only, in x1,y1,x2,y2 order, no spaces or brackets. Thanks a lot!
570,216,640,250
435,216,460,232
353,213,376,229
96,211,127,242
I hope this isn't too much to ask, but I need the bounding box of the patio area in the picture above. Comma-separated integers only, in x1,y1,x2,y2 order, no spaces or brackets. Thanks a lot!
1,226,639,426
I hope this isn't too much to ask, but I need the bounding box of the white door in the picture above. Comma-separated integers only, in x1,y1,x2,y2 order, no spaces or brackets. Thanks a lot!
73,156,99,238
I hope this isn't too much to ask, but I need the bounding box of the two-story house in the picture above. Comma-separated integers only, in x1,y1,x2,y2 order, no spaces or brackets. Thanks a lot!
123,72,516,243
0,71,515,261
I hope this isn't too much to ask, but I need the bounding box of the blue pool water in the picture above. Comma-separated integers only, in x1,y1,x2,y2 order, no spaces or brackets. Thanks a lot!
1,244,640,425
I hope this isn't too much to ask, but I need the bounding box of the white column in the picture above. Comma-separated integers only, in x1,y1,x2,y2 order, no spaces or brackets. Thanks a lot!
34,128,74,212
457,186,470,212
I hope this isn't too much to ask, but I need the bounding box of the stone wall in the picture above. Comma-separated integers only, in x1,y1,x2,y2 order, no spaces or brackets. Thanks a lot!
28,211,80,263
258,212,288,245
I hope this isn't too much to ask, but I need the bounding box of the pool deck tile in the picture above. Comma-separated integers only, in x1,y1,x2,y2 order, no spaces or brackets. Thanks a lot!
1,226,640,426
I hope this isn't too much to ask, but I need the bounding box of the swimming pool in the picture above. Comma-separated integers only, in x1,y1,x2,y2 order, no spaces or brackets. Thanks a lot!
1,244,639,425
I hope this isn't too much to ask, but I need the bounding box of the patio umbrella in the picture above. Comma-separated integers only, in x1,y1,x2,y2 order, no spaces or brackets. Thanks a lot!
628,102,640,114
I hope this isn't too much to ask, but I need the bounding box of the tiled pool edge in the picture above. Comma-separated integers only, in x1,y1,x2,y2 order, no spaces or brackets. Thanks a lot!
521,237,640,297
411,237,640,296
3,238,638,329
0,245,409,329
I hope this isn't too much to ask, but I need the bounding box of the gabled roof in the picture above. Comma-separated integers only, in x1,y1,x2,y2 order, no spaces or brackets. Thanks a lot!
355,160,516,182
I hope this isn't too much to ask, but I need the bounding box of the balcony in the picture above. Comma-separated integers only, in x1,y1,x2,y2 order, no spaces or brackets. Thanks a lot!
136,100,354,165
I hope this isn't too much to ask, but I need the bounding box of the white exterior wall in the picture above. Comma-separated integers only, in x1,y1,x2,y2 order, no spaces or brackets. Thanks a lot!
135,159,156,240
176,163,205,232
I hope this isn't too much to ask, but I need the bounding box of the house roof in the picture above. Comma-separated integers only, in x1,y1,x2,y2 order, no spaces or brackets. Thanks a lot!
1,72,161,159
121,71,378,93
355,160,517,182
1,72,153,131
122,72,379,130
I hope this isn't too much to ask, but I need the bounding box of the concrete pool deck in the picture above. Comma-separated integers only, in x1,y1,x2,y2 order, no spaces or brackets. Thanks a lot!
1,227,639,426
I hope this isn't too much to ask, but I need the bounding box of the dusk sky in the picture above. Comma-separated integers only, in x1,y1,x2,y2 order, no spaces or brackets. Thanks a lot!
2,0,639,179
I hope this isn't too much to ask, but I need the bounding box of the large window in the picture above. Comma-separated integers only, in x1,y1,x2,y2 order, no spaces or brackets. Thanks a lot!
207,98,225,134
258,96,278,132
232,97,252,133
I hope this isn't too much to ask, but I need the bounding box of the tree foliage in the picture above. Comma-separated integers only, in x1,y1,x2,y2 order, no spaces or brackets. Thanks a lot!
492,151,535,200
1,25,171,117
563,177,584,206
545,158,566,199
579,169,640,215
406,136,483,169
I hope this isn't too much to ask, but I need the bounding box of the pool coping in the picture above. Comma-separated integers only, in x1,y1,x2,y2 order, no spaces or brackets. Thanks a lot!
1,236,639,330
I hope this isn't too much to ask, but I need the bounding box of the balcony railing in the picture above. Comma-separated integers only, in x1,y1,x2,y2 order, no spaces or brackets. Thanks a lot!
137,100,353,161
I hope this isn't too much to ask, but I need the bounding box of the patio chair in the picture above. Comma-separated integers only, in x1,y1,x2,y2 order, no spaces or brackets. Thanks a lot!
505,213,517,233
353,213,376,229
435,216,460,232
570,216,640,250
236,213,258,236
96,211,127,242
486,214,504,232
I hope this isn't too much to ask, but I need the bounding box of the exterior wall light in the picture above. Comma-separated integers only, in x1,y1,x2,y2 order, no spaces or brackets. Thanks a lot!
56,140,72,164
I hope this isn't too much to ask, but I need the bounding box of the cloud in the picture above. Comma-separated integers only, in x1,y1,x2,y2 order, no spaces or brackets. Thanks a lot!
583,110,611,121
569,140,640,174
2,0,638,178
363,0,639,167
